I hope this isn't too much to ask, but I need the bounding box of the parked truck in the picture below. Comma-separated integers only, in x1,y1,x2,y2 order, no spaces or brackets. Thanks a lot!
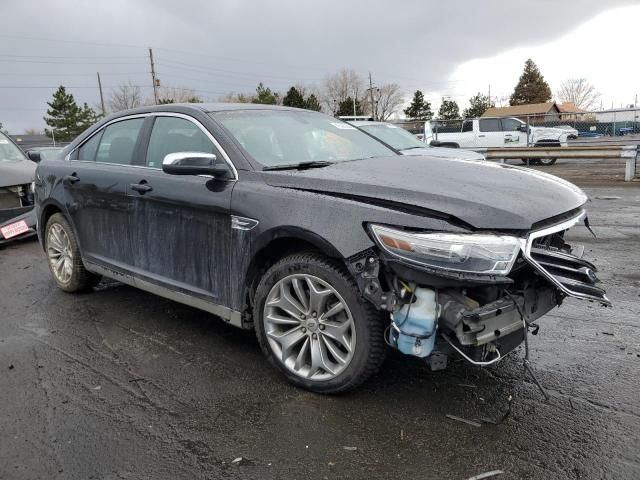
425,117,570,165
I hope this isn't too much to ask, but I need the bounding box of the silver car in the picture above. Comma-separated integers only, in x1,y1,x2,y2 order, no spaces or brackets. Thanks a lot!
350,121,485,161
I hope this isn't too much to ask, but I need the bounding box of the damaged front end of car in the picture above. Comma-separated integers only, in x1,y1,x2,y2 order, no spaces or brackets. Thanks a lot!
348,209,610,371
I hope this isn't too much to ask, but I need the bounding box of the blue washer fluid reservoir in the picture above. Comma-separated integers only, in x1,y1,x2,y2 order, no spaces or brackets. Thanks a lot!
390,288,438,358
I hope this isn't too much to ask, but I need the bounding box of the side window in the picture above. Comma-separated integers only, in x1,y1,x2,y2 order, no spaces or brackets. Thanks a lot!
479,118,501,132
95,118,144,165
145,116,218,168
77,130,103,161
461,120,473,132
502,118,523,131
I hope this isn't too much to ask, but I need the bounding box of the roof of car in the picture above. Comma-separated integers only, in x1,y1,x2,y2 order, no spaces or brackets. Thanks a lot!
115,102,304,116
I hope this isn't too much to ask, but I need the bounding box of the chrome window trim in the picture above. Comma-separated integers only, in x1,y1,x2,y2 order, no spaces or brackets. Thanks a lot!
68,112,238,180
519,209,609,304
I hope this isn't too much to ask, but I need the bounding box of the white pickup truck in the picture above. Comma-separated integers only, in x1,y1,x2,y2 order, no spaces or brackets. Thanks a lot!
425,117,570,165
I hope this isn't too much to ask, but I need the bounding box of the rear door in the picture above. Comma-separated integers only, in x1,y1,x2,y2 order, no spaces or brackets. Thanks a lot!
125,114,235,306
65,116,146,267
476,118,505,148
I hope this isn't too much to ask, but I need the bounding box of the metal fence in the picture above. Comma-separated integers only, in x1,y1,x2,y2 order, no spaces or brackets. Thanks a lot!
427,107,640,145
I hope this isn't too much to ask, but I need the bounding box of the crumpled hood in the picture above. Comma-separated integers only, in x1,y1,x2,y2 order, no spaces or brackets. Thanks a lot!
262,155,587,230
400,146,485,161
530,126,565,141
0,160,36,187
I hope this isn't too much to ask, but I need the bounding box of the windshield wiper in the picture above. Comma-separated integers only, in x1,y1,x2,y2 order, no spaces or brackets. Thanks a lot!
401,146,427,150
262,161,334,171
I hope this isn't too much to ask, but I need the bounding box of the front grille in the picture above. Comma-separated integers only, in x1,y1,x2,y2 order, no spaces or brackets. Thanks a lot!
0,187,22,209
523,210,610,306
529,247,609,303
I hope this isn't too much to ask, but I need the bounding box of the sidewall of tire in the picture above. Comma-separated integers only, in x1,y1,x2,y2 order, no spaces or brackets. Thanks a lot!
45,213,99,292
254,253,384,394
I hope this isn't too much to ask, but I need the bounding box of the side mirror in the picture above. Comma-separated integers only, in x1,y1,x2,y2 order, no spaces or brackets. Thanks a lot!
429,140,442,147
27,151,42,163
162,152,231,178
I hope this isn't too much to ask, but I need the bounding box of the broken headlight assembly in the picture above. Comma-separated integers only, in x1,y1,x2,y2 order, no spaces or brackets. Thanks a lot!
370,224,521,275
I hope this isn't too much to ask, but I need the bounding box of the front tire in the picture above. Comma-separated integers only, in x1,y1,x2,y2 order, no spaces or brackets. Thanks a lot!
45,213,100,292
254,252,386,393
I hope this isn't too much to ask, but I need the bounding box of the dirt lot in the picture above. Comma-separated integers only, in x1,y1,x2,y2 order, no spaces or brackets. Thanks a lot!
1,183,639,479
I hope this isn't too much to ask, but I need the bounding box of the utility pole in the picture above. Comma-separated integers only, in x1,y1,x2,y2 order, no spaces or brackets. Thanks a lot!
96,72,106,117
149,47,159,105
369,72,376,120
488,84,491,105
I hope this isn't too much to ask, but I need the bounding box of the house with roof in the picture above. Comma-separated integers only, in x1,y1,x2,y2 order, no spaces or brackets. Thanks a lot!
481,102,560,122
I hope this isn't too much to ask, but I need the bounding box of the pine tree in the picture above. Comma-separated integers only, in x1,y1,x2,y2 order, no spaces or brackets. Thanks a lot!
509,59,552,105
43,86,83,141
252,83,278,105
78,103,100,130
336,96,362,116
462,93,494,118
304,94,321,112
437,98,460,120
282,87,306,108
403,90,432,120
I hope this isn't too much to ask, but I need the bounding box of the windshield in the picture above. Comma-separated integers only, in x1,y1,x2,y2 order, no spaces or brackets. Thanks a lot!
359,124,425,150
0,132,28,162
212,110,395,167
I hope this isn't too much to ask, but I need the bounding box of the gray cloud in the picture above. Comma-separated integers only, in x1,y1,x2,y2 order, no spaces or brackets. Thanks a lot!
0,0,633,132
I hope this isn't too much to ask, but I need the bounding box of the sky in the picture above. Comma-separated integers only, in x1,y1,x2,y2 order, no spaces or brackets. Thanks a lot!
0,0,638,133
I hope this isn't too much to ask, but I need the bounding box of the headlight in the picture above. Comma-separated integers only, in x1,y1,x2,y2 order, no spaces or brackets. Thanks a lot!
370,225,521,275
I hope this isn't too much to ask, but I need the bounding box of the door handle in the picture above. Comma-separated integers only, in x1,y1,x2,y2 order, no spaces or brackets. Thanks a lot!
130,182,153,194
64,173,80,184
478,134,486,138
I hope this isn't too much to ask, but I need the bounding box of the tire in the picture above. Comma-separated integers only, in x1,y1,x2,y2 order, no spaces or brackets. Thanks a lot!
254,252,386,393
537,158,557,166
44,213,101,292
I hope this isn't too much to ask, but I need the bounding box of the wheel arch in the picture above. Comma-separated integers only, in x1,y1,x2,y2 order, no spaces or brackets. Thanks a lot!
241,227,344,320
38,200,66,249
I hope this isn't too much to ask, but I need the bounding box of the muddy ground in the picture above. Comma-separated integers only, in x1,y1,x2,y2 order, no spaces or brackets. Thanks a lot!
1,182,639,479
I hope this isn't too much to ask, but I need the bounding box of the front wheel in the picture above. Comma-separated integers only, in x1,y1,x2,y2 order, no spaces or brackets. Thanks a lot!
537,157,557,166
254,252,386,393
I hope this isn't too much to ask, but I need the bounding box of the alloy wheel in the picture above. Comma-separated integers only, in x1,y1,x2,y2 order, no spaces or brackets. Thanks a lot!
47,223,73,284
263,274,356,381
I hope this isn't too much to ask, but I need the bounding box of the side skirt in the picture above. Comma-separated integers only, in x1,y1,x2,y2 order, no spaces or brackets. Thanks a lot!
85,261,245,329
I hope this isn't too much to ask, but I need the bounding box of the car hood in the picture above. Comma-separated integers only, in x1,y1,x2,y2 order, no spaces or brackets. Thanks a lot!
400,146,485,161
0,160,36,187
262,155,587,230
530,126,566,139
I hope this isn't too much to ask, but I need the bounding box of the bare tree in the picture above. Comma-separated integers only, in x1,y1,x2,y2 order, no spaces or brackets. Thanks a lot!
157,86,201,104
556,78,600,110
108,82,144,112
321,69,365,114
218,91,253,103
362,83,404,120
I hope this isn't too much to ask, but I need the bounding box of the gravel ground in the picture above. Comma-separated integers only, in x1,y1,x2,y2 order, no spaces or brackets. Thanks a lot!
1,185,639,480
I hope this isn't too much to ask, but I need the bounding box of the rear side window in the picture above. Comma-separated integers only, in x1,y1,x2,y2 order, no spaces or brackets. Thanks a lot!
479,118,502,132
77,131,103,161
95,118,144,165
145,116,217,168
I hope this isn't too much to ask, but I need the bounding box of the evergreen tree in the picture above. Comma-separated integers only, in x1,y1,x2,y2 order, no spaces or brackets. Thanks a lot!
78,103,100,129
304,94,322,112
403,90,432,120
43,86,86,141
437,98,460,120
158,98,175,104
336,96,362,116
282,87,306,108
509,59,552,105
252,83,278,105
462,92,494,118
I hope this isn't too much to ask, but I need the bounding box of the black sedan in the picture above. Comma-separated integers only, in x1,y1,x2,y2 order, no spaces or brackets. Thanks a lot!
0,132,37,245
34,104,608,393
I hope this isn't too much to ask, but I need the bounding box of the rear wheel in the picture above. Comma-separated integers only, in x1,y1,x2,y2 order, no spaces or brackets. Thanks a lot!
537,157,557,166
45,213,100,292
254,252,386,393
